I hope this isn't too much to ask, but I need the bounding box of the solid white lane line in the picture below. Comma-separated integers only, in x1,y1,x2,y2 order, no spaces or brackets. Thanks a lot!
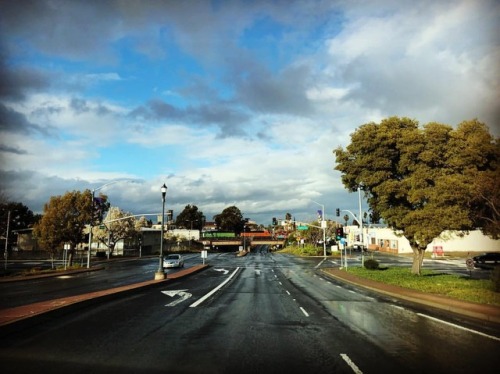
416,313,500,342
340,354,363,374
189,267,240,308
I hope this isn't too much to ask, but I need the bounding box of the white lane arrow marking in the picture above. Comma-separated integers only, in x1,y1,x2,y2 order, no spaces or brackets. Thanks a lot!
161,289,192,307
213,268,229,275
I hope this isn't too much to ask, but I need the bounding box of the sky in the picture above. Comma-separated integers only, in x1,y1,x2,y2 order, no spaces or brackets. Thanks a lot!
0,0,499,226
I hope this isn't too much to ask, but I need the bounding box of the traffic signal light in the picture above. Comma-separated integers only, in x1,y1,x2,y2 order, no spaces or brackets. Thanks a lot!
335,227,344,240
336,208,340,216
92,196,105,223
272,217,277,225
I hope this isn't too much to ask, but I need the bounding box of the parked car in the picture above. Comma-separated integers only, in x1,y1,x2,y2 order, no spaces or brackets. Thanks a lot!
347,242,367,252
472,252,500,269
163,254,185,268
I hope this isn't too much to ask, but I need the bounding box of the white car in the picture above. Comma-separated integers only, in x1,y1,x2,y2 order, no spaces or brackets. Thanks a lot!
163,254,185,268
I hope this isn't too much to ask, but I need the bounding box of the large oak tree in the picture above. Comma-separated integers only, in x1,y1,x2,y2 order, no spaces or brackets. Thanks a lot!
213,206,244,234
174,204,205,231
334,117,498,275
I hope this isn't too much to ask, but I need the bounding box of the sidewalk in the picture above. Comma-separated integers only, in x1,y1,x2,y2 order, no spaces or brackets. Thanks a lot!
0,265,208,327
322,268,500,324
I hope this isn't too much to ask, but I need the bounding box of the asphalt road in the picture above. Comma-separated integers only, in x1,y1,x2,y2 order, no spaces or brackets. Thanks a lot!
1,251,499,374
0,254,204,309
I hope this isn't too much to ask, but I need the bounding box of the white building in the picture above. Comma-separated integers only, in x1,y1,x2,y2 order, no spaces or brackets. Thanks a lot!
346,225,499,254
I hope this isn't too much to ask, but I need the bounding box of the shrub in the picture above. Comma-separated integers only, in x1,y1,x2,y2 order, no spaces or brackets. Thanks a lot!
364,259,380,270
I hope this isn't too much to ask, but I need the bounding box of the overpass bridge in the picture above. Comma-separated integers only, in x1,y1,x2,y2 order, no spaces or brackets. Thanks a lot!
201,238,286,250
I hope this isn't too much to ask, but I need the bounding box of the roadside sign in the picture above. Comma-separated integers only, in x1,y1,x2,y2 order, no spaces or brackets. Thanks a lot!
297,225,308,230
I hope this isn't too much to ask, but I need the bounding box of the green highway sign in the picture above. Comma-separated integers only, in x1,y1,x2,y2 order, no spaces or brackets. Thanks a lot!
297,225,308,230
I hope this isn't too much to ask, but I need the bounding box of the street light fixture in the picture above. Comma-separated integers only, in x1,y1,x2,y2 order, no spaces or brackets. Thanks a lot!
155,183,167,280
312,200,327,258
87,180,123,269
358,184,365,267
185,219,198,249
4,210,11,270
243,218,249,252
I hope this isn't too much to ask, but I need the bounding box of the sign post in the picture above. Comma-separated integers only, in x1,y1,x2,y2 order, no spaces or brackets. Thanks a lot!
63,243,71,270
466,258,474,277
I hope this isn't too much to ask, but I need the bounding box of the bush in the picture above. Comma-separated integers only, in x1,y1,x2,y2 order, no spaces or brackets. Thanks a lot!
364,259,380,270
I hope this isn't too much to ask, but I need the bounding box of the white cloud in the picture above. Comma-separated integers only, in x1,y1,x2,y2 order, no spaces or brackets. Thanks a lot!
1,0,498,222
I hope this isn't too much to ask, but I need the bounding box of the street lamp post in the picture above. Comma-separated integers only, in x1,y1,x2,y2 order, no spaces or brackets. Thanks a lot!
312,200,327,258
155,183,167,280
242,217,249,252
4,210,10,270
87,180,125,268
185,220,198,249
243,221,246,252
358,185,365,267
87,190,95,268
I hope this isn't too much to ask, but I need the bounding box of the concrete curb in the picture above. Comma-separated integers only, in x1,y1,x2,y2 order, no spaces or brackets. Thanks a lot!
0,266,106,283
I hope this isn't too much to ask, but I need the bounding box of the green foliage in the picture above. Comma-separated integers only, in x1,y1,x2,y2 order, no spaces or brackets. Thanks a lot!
278,244,323,256
472,167,500,239
363,259,379,270
33,190,96,255
343,267,500,306
213,206,243,233
175,204,205,231
299,245,324,256
0,201,38,249
334,117,499,274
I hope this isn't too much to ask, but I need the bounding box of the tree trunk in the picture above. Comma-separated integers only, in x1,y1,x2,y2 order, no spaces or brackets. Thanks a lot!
68,248,74,267
411,247,425,275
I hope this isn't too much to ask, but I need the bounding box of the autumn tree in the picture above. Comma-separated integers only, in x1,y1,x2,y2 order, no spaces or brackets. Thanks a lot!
34,190,108,265
135,216,151,231
93,207,138,256
334,117,498,275
213,206,244,233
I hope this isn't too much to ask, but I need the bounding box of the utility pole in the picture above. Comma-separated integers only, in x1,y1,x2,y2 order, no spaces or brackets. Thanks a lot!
4,210,10,270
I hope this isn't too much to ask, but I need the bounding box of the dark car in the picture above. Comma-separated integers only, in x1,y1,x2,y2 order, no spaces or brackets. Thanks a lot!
472,252,500,269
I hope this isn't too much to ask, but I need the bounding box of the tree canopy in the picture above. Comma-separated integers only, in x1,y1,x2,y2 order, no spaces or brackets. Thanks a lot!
334,117,498,275
213,206,244,233
0,200,39,250
33,190,108,264
93,206,138,256
174,204,205,231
